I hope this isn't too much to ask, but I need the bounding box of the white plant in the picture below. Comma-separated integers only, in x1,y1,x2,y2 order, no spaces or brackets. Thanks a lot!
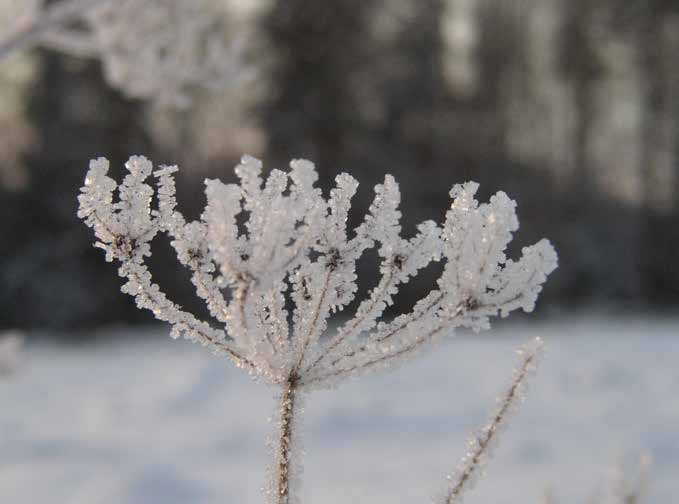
0,0,246,106
78,154,557,503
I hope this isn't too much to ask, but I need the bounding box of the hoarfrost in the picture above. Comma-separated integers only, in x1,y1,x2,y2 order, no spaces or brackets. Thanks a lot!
78,154,557,504
79,155,557,386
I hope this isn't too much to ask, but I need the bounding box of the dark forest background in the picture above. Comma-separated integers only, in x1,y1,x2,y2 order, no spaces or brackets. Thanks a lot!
1,0,678,331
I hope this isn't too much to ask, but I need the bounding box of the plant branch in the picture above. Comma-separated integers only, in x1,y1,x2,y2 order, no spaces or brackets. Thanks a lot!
0,0,111,60
90,212,256,371
440,337,542,504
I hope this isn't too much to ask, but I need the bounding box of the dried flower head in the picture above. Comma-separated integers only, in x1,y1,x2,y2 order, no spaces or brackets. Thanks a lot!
78,154,557,503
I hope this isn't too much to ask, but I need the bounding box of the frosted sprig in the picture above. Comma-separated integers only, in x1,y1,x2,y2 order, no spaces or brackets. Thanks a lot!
78,155,557,504
73,0,246,106
438,337,544,504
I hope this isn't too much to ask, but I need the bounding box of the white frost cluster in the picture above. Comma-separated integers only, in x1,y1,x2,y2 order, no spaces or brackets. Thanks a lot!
6,0,246,106
81,0,243,106
78,155,558,388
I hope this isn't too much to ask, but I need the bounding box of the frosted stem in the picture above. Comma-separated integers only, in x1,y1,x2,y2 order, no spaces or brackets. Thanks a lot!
440,337,542,504
274,375,300,504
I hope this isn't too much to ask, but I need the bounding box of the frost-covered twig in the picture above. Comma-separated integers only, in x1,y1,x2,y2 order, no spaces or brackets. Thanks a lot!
78,155,557,502
0,0,110,59
438,337,543,504
0,0,248,106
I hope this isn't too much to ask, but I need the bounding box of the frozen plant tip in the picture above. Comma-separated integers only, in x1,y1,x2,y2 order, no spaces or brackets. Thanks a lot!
439,337,543,504
78,155,557,503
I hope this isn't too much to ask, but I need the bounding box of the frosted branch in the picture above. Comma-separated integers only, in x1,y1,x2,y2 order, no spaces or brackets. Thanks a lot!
154,166,230,327
437,337,543,504
0,0,110,60
77,157,255,371
306,220,442,374
0,0,249,106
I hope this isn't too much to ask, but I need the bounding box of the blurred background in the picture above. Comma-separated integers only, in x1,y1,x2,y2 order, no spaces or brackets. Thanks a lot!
0,1,678,503
1,0,678,331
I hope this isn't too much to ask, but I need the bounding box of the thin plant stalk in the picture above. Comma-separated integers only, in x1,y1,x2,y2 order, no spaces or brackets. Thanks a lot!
274,375,299,504
441,337,543,504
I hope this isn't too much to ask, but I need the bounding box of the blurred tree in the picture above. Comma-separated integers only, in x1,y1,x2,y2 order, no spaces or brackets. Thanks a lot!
637,4,679,302
376,0,449,226
475,0,527,156
0,49,151,329
558,0,606,192
606,0,679,303
259,0,382,178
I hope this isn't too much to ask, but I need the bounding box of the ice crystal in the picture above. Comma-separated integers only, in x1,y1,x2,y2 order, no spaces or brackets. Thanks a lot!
78,154,557,503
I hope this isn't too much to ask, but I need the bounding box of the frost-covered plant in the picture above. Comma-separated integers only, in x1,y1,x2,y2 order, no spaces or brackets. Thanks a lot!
0,0,246,106
78,155,557,503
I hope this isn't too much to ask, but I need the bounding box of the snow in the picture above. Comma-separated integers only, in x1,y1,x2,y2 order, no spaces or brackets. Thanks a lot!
1,314,677,503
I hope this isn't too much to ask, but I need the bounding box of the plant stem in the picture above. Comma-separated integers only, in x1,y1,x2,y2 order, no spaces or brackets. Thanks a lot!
275,375,298,504
442,339,541,504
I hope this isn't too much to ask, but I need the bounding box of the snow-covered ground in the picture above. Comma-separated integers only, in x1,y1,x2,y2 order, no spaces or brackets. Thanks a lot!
1,314,677,504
